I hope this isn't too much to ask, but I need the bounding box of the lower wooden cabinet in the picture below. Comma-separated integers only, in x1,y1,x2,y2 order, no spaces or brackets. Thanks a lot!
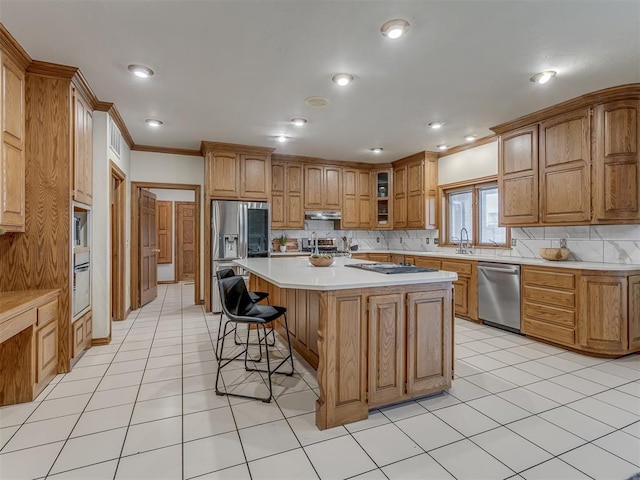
522,266,578,348
72,311,92,358
630,275,640,350
34,299,58,394
369,253,391,263
441,260,477,321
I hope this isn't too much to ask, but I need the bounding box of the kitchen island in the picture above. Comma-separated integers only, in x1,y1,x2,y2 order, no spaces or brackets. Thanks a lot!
234,256,457,429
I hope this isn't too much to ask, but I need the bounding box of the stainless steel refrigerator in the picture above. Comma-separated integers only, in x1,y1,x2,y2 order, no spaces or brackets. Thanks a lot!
211,200,270,312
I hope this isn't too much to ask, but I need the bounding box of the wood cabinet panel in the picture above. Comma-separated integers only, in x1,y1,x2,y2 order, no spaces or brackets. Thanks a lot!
271,161,304,229
539,108,591,223
240,154,269,200
35,320,57,386
393,164,407,228
523,301,575,328
452,278,469,317
324,166,342,210
0,52,25,231
342,168,372,229
72,89,93,205
522,317,575,346
629,275,640,350
207,151,240,198
523,286,575,309
406,289,451,395
368,293,404,406
414,257,441,270
579,275,627,353
441,261,473,276
369,253,390,263
523,267,576,290
593,100,640,222
304,164,323,209
499,125,539,224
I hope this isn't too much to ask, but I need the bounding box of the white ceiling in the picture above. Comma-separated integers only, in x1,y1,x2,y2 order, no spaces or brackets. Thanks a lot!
2,1,639,163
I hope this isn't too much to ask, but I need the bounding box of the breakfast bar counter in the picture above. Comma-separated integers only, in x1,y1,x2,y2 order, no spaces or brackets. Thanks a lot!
235,257,457,429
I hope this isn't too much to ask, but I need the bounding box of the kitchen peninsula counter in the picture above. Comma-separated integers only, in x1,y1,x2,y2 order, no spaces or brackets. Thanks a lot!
234,257,457,429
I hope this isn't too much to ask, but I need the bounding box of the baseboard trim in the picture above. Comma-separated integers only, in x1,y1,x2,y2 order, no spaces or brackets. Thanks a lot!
158,280,178,284
92,335,111,346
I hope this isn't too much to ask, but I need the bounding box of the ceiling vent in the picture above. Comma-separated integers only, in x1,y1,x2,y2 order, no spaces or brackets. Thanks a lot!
304,96,329,108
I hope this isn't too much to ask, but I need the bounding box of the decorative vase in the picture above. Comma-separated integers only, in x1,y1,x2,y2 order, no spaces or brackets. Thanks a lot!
280,245,287,252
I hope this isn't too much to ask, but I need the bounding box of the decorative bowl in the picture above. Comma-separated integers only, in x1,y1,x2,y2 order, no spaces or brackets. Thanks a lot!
309,254,334,267
539,247,570,261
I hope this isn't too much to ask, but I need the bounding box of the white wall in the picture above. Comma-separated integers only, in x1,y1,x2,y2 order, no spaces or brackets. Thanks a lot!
149,188,196,282
130,151,205,300
92,112,131,340
438,140,498,186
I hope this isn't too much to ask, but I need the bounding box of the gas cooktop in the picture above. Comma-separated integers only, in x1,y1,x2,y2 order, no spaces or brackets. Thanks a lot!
345,263,439,274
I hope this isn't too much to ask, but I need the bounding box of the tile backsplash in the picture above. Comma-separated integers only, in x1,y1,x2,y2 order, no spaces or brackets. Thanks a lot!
273,223,640,265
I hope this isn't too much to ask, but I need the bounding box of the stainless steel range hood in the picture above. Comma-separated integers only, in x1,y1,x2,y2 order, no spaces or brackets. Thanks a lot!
304,211,341,220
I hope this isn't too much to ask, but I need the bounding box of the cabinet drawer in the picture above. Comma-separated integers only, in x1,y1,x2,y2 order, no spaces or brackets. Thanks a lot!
522,317,575,347
441,261,473,276
0,308,36,344
523,301,575,328
37,300,57,328
523,267,575,290
524,285,575,308
414,257,441,270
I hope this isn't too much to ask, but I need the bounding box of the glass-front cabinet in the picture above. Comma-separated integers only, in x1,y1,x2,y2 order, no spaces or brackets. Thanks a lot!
374,169,393,229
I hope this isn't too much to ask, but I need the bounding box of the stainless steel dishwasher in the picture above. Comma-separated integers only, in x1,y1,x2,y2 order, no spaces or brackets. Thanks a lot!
478,262,521,333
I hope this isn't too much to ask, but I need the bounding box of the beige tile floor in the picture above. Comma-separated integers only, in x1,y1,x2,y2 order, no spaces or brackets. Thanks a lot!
0,283,639,480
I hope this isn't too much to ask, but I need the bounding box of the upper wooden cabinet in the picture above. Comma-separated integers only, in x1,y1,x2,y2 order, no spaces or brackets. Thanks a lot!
499,125,539,225
270,159,304,229
373,169,392,229
392,151,438,229
539,108,591,223
493,84,640,226
72,88,93,206
203,142,273,200
303,164,342,210
342,167,372,229
593,99,640,223
0,47,26,231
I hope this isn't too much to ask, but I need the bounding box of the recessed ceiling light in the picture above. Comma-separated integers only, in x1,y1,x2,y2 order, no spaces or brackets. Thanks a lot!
276,135,288,143
291,118,307,126
428,121,445,129
370,147,383,153
128,64,154,78
332,74,354,87
465,135,477,142
437,144,448,151
530,70,557,84
145,118,163,127
381,19,410,39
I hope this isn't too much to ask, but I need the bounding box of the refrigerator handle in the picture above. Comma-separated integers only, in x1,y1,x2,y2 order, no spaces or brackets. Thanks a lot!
239,203,248,258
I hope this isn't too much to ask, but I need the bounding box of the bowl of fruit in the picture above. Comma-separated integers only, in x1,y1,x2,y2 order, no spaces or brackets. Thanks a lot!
309,254,334,267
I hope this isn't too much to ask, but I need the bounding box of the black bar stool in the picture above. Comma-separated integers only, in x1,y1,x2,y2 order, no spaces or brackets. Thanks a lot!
215,275,294,403
215,269,274,361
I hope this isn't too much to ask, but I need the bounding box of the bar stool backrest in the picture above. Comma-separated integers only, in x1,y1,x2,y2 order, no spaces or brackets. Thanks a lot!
218,276,257,319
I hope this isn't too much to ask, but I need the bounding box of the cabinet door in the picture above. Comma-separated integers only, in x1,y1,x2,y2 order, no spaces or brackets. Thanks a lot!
207,151,239,198
357,169,372,228
499,125,539,225
271,162,285,228
629,275,640,350
369,253,390,263
452,278,469,317
368,293,404,406
342,168,358,228
287,163,304,228
407,159,424,228
393,165,407,228
35,320,58,385
304,165,323,209
240,154,269,200
540,108,591,223
414,257,441,270
83,107,93,204
72,89,87,204
593,100,640,222
579,275,627,353
324,166,342,209
406,290,452,395
0,54,25,231
73,318,85,358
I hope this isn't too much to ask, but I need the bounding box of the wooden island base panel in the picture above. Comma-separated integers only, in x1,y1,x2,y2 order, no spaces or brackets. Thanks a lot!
238,257,457,430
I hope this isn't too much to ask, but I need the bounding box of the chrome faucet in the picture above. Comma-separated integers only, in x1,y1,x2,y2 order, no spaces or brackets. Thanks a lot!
310,231,319,255
458,227,471,254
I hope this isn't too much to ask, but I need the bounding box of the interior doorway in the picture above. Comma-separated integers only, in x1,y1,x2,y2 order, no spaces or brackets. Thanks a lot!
131,182,201,308
110,162,126,327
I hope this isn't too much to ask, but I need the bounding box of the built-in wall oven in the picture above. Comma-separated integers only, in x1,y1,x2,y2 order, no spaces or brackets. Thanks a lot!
72,207,91,318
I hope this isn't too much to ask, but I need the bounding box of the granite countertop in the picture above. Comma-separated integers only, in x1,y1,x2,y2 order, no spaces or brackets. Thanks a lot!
235,257,457,290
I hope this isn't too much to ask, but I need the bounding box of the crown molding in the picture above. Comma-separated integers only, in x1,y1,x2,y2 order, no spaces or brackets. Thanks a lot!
132,144,202,157
95,102,135,148
437,135,497,158
200,141,276,156
27,60,100,110
491,83,640,134
0,23,32,70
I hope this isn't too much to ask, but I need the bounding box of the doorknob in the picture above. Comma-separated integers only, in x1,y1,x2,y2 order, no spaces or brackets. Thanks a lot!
153,249,161,253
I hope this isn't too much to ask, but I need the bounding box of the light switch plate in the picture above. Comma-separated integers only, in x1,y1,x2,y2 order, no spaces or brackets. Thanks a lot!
434,238,439,245
425,238,430,244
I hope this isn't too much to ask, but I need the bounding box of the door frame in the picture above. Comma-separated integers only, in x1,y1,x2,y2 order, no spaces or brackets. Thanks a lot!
174,201,196,283
110,162,127,325
131,182,202,308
